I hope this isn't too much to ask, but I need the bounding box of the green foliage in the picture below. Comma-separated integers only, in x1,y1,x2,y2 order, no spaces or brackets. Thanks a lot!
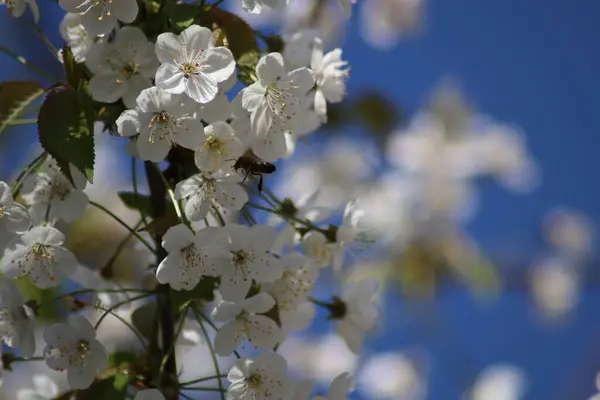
38,85,95,184
118,191,154,216
132,301,157,340
0,81,43,135
165,0,201,30
73,375,129,400
62,46,86,90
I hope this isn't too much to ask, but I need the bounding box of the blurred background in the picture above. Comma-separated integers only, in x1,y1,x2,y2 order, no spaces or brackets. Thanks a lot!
1,0,600,399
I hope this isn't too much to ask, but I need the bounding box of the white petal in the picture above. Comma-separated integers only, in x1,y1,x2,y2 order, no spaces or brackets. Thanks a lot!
156,64,187,94
122,75,152,109
68,314,96,340
246,315,281,350
89,75,127,104
136,135,171,162
155,32,181,64
243,292,275,314
113,0,138,23
257,53,285,84
116,109,141,137
32,375,59,398
185,72,218,104
67,362,97,389
202,47,236,83
215,320,242,356
134,389,166,400
181,25,213,52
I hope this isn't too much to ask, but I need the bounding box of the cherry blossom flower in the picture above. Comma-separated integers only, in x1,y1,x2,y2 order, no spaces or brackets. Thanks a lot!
0,278,36,358
250,117,292,163
332,199,367,272
60,13,95,62
0,181,30,234
194,121,244,173
469,364,527,400
311,38,348,122
43,315,108,390
217,223,283,301
16,375,59,400
156,224,225,291
116,86,204,161
358,352,427,399
174,171,248,221
2,0,39,22
212,292,281,355
333,279,379,353
589,373,600,400
155,25,236,104
314,373,354,400
242,52,314,136
58,0,138,36
21,159,88,225
241,0,286,14
227,353,294,400
0,226,78,289
196,73,237,123
85,27,158,108
360,0,424,50
134,389,165,400
302,231,337,268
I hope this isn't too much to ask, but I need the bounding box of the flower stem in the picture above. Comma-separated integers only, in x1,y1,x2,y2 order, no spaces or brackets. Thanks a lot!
0,45,57,82
7,118,37,125
88,200,155,253
144,160,178,400
191,306,225,399
180,374,228,387
11,151,47,197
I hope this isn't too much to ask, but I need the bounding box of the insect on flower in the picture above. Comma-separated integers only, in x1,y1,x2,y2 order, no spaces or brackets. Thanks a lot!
232,155,276,193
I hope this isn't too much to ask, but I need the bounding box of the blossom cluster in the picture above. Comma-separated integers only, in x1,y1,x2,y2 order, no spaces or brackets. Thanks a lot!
0,0,382,396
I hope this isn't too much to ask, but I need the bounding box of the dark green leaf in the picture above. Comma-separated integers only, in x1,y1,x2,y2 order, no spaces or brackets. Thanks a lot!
118,191,154,216
38,85,95,183
165,1,201,30
0,81,43,134
109,351,136,367
131,301,156,340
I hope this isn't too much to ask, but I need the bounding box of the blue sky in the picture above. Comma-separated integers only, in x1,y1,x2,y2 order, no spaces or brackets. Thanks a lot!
1,0,600,398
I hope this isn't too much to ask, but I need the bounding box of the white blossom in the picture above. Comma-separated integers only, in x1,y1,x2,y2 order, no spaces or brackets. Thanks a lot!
60,13,95,62
250,117,292,163
194,121,244,173
302,231,336,268
227,352,294,400
241,0,286,15
116,87,204,161
335,279,379,353
0,181,30,234
0,278,36,358
358,352,426,399
21,159,88,225
155,25,236,104
212,292,281,356
589,373,600,400
2,0,39,22
311,38,348,122
283,29,319,70
360,0,424,50
174,171,248,221
17,375,59,400
217,223,283,301
59,0,138,36
242,53,314,136
156,224,225,291
469,364,527,400
85,27,158,108
196,73,237,123
263,254,318,335
43,315,108,390
315,373,354,400
134,389,165,400
0,226,78,289
332,199,367,272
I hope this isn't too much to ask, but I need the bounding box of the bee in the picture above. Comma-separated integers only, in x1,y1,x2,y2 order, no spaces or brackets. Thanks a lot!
233,155,276,192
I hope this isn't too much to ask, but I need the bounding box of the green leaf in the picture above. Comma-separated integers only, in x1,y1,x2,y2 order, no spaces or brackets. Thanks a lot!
75,376,129,400
109,351,136,367
165,1,201,30
38,85,95,184
209,7,258,61
0,81,43,135
118,191,154,216
131,301,156,340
